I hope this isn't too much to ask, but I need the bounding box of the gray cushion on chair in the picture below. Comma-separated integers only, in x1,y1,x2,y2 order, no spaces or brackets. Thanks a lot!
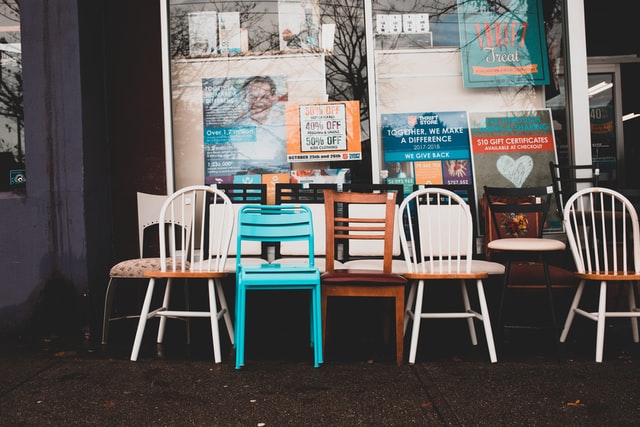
109,258,190,278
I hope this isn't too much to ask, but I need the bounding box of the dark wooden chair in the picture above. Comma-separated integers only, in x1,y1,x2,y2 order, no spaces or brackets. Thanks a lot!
321,189,407,365
483,185,567,353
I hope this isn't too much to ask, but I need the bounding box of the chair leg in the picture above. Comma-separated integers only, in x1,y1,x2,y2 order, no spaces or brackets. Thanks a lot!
408,280,425,364
542,261,559,335
309,293,314,348
130,278,156,361
542,261,562,358
460,279,478,345
215,280,234,346
628,282,640,343
476,279,498,363
497,260,512,336
395,288,404,365
321,292,328,357
101,277,117,345
560,280,585,342
312,285,323,367
157,279,172,344
207,278,222,364
184,280,191,345
595,280,607,363
235,285,246,369
403,282,417,335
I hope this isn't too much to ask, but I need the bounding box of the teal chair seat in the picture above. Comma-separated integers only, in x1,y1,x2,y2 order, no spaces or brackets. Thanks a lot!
235,205,322,369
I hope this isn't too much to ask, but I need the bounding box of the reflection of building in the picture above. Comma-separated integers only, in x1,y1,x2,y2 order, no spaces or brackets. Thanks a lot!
0,27,24,167
188,11,218,55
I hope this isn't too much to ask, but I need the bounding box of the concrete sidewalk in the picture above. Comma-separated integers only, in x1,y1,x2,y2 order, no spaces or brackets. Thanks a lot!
2,318,640,426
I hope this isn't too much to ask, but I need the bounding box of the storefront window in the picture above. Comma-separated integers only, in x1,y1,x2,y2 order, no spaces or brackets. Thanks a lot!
0,1,23,195
166,0,368,195
163,0,566,204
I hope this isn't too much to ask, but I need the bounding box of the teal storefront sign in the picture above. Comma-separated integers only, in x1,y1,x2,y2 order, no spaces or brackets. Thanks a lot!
457,0,550,88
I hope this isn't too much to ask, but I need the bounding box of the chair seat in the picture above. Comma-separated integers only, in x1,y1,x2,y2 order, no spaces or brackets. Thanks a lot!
110,258,190,277
321,269,407,285
411,260,505,276
575,271,640,281
487,237,565,252
341,258,409,274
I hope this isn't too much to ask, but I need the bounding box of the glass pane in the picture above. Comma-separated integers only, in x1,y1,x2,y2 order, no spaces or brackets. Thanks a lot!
164,0,566,193
0,1,23,195
588,73,615,185
167,1,369,195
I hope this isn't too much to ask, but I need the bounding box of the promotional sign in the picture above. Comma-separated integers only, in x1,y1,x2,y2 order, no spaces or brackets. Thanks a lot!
381,111,472,188
201,75,291,184
457,0,550,88
286,101,361,162
468,109,558,229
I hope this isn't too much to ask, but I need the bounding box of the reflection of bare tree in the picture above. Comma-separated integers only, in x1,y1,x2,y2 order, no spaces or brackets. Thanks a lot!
323,0,368,127
170,2,277,58
0,0,22,164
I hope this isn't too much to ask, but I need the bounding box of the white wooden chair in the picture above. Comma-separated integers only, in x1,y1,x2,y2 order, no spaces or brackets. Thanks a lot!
399,187,501,363
560,187,640,362
130,185,235,363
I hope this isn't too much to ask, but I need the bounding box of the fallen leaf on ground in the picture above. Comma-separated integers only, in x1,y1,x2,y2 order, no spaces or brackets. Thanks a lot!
53,351,78,358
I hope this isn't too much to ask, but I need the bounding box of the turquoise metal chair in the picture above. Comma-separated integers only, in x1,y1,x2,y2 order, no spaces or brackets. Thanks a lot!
235,204,322,369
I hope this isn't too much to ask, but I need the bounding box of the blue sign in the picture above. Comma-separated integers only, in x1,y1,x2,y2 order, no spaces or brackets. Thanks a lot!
381,111,470,162
457,0,550,88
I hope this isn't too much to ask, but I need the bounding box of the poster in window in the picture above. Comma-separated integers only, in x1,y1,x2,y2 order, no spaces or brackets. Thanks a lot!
381,111,472,191
457,0,550,88
286,101,362,162
201,75,291,184
278,0,321,51
468,109,558,230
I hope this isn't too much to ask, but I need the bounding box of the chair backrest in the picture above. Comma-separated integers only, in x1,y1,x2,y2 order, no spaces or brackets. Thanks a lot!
399,187,475,274
159,185,234,273
344,183,404,202
549,161,600,219
275,183,335,257
414,183,479,255
136,192,170,258
323,189,397,273
343,184,403,260
215,183,266,204
483,185,555,239
236,204,315,268
563,187,640,274
276,183,338,204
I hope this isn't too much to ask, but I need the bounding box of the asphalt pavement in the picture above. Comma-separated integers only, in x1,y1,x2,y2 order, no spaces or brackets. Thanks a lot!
2,286,640,426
